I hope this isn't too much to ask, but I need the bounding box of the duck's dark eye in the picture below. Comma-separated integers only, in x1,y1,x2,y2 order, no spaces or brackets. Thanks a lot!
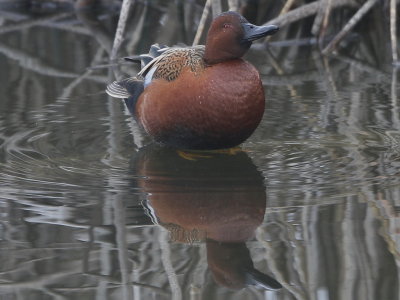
223,23,233,29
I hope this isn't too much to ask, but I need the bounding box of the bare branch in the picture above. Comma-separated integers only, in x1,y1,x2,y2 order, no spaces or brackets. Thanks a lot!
0,43,107,82
390,0,398,64
322,0,379,54
193,0,211,46
264,0,357,27
0,12,72,35
110,0,134,59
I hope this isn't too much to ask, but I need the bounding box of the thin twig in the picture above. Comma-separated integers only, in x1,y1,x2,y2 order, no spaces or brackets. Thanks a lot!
322,55,338,97
281,0,297,16
59,48,105,99
264,0,357,27
319,0,333,46
159,228,182,300
266,0,296,42
390,0,398,64
113,197,133,300
0,10,30,22
265,49,298,98
0,12,72,35
312,0,325,35
42,22,91,35
391,69,400,127
0,43,76,78
322,0,379,55
312,0,332,40
192,0,211,46
110,0,133,59
334,54,389,80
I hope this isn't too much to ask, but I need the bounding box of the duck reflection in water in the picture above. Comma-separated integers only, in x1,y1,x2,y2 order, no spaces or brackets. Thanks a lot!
131,146,282,290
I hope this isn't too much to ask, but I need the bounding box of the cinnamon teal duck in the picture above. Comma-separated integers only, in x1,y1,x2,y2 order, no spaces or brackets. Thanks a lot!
106,11,279,150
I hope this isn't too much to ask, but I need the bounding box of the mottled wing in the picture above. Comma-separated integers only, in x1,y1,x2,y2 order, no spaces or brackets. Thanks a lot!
138,45,205,83
106,45,205,100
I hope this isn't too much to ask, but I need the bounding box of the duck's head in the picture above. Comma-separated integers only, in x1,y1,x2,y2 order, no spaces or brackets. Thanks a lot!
204,11,279,65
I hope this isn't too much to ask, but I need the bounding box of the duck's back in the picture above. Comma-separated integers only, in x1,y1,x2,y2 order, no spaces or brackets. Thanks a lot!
139,46,205,82
136,58,265,150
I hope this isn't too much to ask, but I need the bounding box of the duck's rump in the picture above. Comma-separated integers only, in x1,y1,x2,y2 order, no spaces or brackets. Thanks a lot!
106,44,205,113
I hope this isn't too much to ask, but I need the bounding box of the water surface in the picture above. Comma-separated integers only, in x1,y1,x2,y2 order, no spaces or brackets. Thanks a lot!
0,2,399,299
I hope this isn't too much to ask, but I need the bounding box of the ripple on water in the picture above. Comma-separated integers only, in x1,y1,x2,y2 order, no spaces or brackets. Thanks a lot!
0,117,135,208
247,130,400,205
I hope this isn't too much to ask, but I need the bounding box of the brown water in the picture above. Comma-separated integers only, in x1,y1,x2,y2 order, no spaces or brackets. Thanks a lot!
0,1,399,300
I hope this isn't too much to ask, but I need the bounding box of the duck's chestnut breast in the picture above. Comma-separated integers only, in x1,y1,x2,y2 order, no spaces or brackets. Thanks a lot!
136,59,265,150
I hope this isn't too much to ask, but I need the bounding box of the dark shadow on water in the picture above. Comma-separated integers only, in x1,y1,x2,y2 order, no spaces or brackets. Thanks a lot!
129,145,282,291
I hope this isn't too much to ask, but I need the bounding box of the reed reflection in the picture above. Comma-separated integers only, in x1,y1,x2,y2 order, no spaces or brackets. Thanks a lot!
131,145,282,291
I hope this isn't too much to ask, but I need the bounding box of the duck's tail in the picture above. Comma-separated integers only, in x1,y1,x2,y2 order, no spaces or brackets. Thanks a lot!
106,78,144,115
105,43,168,114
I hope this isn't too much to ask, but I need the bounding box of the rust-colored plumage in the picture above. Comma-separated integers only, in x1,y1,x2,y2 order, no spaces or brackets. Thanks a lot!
137,60,264,149
106,11,279,150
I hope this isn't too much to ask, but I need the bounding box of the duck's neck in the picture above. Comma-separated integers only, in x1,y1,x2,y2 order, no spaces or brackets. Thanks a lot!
204,48,233,65
203,37,250,65
204,47,239,65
